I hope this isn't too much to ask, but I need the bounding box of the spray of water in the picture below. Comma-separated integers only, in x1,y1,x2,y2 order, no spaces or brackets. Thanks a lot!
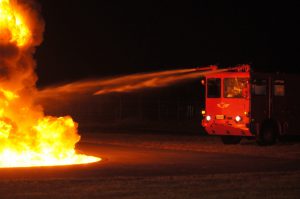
37,67,229,100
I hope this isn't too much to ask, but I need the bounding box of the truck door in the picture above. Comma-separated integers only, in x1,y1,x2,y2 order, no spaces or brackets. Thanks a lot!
251,77,269,132
206,78,222,117
272,79,288,134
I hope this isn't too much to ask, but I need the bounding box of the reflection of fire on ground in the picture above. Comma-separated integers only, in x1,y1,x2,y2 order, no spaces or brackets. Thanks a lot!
0,0,100,168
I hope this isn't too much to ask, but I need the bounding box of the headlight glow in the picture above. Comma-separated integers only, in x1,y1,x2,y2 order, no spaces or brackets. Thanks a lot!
206,115,212,121
235,115,242,122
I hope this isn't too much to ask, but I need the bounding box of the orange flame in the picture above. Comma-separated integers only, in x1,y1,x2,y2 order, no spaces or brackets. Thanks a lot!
0,0,31,46
0,0,100,167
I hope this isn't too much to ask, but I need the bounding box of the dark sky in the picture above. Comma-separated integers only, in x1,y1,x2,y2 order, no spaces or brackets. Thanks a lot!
36,1,300,87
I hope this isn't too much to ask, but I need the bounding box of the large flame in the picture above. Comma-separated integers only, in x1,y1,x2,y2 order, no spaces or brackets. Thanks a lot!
0,0,100,167
0,0,30,46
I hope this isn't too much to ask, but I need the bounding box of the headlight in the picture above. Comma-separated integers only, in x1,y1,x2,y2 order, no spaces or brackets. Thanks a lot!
235,115,242,122
206,115,212,121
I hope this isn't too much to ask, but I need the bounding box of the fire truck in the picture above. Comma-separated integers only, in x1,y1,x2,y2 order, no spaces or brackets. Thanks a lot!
201,65,300,145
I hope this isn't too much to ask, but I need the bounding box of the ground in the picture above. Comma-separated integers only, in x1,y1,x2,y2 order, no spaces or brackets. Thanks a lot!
1,132,300,199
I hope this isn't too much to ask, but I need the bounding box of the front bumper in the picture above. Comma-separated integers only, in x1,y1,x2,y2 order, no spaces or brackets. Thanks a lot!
202,120,253,137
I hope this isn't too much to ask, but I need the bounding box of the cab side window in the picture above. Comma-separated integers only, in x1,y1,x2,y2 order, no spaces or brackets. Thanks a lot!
252,79,267,96
207,78,221,98
273,80,285,96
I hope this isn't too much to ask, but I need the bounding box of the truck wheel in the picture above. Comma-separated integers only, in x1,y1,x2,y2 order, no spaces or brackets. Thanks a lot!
257,123,277,146
221,136,242,145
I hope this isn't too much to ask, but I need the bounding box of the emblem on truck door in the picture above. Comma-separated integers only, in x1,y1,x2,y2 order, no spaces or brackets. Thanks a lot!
217,102,230,109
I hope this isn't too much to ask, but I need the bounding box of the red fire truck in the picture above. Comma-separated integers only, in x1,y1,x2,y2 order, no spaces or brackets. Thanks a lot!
201,65,300,145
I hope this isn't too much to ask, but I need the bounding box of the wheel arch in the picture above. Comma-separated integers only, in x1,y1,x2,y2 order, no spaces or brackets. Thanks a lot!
260,118,280,136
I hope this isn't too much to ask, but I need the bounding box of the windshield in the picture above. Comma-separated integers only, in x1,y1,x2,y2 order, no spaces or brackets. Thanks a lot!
224,78,249,98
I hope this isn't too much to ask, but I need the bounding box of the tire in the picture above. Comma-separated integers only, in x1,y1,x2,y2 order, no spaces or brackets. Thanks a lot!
221,136,242,145
257,122,277,146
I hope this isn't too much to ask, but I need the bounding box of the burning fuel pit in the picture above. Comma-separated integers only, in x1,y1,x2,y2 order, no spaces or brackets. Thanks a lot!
0,0,100,167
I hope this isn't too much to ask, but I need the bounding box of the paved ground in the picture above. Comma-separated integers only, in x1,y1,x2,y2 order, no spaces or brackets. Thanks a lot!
81,142,300,177
1,133,300,198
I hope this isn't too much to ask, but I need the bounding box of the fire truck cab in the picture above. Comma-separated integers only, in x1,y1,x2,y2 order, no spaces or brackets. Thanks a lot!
202,65,300,145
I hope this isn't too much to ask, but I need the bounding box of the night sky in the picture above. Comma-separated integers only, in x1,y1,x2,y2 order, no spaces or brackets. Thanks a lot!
36,1,300,87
